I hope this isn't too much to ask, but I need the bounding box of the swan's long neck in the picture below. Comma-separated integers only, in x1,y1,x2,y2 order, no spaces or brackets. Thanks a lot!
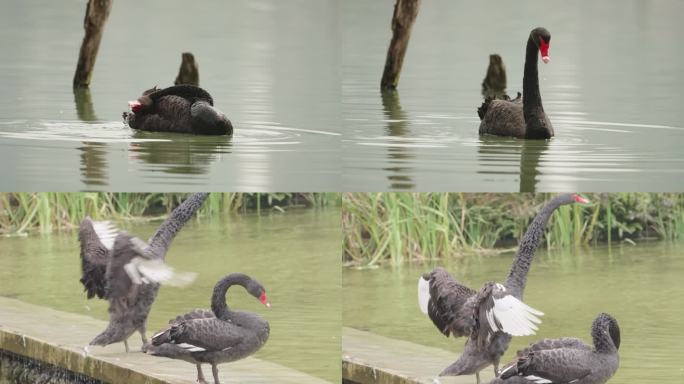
591,324,618,353
522,37,547,138
211,273,252,320
147,193,209,259
505,196,567,298
592,317,620,354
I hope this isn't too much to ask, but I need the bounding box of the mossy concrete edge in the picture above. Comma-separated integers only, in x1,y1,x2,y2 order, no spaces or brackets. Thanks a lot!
342,327,495,384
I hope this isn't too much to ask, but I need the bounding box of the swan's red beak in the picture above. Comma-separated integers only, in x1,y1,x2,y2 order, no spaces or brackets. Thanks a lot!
539,39,550,63
259,292,271,308
128,100,142,113
574,195,590,204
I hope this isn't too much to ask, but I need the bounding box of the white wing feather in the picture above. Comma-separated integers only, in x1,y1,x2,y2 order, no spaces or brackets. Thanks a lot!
91,221,118,250
489,295,544,336
124,257,197,287
418,277,430,314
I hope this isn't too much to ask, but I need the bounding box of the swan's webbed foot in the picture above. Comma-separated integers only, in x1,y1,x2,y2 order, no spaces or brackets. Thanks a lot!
196,363,208,384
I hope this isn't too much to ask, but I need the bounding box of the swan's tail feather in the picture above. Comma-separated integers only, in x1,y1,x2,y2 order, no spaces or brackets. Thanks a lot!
477,97,493,120
151,327,173,346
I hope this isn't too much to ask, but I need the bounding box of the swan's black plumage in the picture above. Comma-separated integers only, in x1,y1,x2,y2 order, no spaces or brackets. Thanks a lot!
491,313,620,384
145,273,270,384
79,193,209,351
123,85,232,135
479,27,553,139
420,194,588,384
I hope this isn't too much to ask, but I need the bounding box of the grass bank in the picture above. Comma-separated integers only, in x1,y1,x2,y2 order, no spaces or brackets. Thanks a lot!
0,193,339,235
342,193,684,266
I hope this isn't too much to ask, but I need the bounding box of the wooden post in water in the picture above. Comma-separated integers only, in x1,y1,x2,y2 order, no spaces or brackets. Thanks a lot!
380,0,421,90
73,0,113,88
174,52,199,86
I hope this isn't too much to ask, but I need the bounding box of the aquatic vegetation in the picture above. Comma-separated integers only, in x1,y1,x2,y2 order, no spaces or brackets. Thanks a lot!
0,193,340,235
342,193,684,265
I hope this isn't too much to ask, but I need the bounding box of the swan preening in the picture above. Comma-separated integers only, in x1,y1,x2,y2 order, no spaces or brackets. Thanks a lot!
144,273,271,384
123,85,232,135
79,192,209,352
479,27,553,139
490,313,620,384
418,194,589,384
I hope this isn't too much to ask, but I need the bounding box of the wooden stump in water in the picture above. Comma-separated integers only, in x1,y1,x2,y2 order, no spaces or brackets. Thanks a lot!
380,0,421,90
73,0,112,88
482,54,508,99
174,52,199,86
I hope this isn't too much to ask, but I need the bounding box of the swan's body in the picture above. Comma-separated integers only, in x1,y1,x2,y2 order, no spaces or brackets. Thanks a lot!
123,85,232,135
79,193,208,351
145,274,271,384
479,27,553,140
419,194,589,383
490,313,620,384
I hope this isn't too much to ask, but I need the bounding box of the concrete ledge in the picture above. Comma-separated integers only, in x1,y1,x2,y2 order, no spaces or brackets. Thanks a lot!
0,297,330,384
342,327,495,384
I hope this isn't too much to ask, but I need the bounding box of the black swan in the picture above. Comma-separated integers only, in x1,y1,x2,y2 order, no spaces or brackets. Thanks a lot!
144,273,271,384
418,194,589,384
478,27,553,139
79,192,208,352
123,85,233,135
490,313,620,384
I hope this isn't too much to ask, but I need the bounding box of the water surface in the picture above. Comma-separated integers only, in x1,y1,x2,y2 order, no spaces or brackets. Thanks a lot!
342,0,684,191
343,241,684,383
0,208,340,382
0,0,340,191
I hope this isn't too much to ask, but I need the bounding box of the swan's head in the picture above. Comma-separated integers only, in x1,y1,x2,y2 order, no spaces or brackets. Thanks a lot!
592,313,621,350
128,86,159,114
531,27,551,64
246,278,271,308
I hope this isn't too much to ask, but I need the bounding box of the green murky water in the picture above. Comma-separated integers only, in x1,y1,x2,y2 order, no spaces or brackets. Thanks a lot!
343,241,684,383
0,209,340,382
0,0,341,191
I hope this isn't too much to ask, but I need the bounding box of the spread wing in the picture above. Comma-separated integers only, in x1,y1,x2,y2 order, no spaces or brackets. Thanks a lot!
78,217,117,299
105,232,196,301
418,267,477,337
478,282,543,343
105,231,149,301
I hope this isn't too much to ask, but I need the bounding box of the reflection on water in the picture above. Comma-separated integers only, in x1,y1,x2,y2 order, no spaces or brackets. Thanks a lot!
0,0,341,191
343,241,684,384
73,88,98,122
0,209,340,382
342,0,684,191
477,137,548,192
381,90,415,190
79,142,108,187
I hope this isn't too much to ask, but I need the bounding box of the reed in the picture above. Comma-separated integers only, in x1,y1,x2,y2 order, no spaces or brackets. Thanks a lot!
0,193,339,235
343,193,684,266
